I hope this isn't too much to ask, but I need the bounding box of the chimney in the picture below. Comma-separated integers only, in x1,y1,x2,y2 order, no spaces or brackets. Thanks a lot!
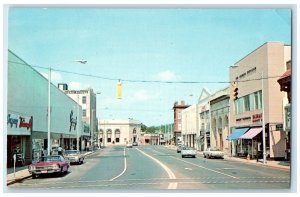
58,83,68,91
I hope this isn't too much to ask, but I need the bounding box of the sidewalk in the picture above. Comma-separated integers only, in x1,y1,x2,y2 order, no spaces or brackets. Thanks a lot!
6,150,95,186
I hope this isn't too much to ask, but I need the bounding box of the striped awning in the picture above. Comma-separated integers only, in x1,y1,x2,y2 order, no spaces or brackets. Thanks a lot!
239,127,262,139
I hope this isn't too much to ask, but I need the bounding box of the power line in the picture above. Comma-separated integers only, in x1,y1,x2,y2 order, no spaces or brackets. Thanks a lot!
8,60,284,84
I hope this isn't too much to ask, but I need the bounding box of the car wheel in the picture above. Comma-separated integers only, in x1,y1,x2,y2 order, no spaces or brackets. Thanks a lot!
32,174,37,179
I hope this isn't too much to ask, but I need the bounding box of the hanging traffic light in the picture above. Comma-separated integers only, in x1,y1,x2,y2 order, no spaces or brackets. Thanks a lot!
116,80,122,99
232,83,238,100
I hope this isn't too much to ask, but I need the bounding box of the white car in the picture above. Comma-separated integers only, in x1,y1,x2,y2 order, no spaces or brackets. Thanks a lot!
203,148,224,159
126,143,133,148
181,147,197,158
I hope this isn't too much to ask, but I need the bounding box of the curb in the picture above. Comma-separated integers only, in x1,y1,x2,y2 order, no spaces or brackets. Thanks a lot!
7,174,32,186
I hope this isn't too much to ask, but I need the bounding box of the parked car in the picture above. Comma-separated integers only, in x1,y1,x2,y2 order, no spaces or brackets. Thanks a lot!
126,143,133,148
181,146,197,158
176,145,185,153
203,148,224,159
132,142,138,146
28,155,70,178
64,150,85,164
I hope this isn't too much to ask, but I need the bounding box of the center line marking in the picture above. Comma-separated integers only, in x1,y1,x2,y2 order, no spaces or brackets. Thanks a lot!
109,148,127,181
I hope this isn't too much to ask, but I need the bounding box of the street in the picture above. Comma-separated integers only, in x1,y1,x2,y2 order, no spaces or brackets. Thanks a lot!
8,145,290,191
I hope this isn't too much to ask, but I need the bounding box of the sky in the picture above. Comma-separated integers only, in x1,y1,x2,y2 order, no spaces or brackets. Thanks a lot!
6,6,292,127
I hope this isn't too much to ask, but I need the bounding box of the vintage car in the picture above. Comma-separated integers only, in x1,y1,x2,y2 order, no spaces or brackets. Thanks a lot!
28,155,70,178
176,145,186,153
132,142,138,146
203,148,224,159
181,146,197,158
63,150,85,164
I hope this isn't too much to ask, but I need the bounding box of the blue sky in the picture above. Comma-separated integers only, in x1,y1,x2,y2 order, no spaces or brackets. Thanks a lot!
7,7,291,126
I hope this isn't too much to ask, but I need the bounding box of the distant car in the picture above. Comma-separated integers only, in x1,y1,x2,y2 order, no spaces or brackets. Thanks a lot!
177,145,185,153
126,143,133,148
64,150,85,164
181,147,197,158
203,148,224,159
132,142,138,146
28,155,70,178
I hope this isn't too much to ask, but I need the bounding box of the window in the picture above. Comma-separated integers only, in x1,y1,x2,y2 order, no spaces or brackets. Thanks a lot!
115,129,120,143
82,96,86,104
83,109,86,117
249,94,254,111
254,90,262,110
244,95,250,112
107,129,112,143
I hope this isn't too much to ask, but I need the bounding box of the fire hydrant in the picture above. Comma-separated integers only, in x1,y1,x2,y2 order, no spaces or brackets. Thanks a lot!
247,154,250,160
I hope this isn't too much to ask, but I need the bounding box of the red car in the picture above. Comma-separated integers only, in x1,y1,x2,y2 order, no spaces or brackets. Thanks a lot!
28,155,70,178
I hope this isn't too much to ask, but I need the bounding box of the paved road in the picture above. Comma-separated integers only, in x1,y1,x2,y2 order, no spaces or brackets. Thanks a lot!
7,145,290,192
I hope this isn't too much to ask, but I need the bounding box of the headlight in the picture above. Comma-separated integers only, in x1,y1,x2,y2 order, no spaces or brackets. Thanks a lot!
28,165,35,171
75,156,79,160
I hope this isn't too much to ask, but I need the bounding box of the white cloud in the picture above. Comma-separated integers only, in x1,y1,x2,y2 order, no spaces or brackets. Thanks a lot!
41,71,62,82
68,81,90,90
156,70,180,81
133,89,149,101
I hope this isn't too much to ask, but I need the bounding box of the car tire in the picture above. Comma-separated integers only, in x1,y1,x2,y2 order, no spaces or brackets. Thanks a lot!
32,174,37,179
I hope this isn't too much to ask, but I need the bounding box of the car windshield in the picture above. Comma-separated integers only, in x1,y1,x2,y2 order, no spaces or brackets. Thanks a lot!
65,150,80,155
41,156,61,162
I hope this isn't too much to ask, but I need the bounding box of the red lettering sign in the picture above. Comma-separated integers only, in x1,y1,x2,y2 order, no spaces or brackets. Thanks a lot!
19,116,33,130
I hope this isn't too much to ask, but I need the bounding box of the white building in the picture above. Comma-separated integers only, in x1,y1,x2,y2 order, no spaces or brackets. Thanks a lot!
181,104,199,149
98,119,142,146
197,88,212,151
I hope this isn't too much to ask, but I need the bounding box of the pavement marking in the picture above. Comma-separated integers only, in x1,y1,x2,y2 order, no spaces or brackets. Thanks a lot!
109,147,127,181
184,168,193,171
171,156,238,179
136,148,177,189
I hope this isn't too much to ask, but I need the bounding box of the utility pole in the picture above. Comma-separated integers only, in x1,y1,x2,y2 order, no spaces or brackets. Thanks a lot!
262,71,266,164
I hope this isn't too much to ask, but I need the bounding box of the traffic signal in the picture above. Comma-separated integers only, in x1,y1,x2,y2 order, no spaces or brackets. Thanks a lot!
116,80,122,99
232,84,238,100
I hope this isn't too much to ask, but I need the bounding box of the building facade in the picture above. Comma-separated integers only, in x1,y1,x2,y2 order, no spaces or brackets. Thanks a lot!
181,104,199,149
62,87,98,149
209,87,230,155
98,119,142,146
7,50,86,167
173,101,190,145
197,88,212,151
228,42,291,160
277,60,291,160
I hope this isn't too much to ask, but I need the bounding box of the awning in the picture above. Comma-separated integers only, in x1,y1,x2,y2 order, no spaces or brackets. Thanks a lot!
227,128,249,141
239,127,262,139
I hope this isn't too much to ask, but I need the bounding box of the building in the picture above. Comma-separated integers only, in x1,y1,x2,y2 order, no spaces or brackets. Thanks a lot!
228,42,291,160
7,50,85,167
181,104,199,149
209,87,230,155
197,88,212,151
98,119,142,146
61,87,98,150
277,60,291,160
173,101,190,145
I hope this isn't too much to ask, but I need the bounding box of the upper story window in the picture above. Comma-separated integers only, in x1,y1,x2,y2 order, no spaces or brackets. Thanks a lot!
82,96,86,104
83,109,86,117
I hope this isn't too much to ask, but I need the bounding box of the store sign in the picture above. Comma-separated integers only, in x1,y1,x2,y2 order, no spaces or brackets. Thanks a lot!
252,113,262,123
69,110,77,132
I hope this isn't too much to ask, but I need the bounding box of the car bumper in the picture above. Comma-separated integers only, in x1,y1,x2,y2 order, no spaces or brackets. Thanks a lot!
29,169,61,174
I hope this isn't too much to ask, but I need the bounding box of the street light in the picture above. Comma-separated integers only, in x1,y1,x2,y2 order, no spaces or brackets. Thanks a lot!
47,60,87,156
